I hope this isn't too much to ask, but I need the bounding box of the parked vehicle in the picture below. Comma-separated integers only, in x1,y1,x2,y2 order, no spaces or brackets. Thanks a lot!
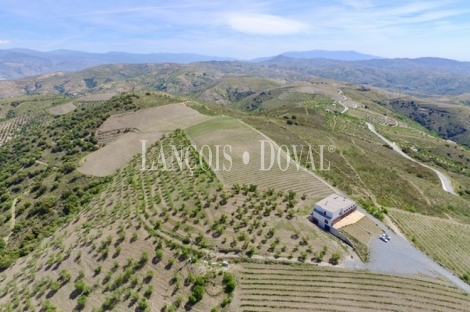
380,234,389,242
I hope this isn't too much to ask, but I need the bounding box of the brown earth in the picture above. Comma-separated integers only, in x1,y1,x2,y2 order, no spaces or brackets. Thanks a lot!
78,103,213,176
47,102,77,115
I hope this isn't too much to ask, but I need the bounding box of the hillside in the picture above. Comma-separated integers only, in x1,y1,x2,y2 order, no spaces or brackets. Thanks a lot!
0,49,380,80
3,55,470,99
0,79,470,310
2,60,470,149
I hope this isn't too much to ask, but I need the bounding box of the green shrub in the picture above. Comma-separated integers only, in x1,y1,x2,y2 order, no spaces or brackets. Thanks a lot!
144,285,153,298
59,270,71,282
329,252,341,265
223,273,236,293
77,295,87,309
189,285,204,304
94,265,102,275
221,296,232,307
462,272,470,283
50,281,60,292
138,297,149,310
246,247,255,258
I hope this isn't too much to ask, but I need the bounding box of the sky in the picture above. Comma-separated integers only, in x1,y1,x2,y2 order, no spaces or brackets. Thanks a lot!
1,0,470,60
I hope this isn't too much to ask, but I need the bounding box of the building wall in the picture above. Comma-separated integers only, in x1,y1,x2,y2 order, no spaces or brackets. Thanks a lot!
312,203,357,224
311,202,358,231
330,227,354,247
312,211,331,229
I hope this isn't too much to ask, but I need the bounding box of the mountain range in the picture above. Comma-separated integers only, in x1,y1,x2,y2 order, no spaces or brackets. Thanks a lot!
2,48,470,96
0,48,380,80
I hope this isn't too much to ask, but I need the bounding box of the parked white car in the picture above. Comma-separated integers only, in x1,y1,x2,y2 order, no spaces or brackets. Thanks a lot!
380,234,389,242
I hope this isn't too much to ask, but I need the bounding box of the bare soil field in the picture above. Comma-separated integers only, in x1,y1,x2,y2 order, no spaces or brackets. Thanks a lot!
78,103,213,177
47,102,77,115
340,215,383,261
98,103,210,134
186,116,335,201
48,93,117,115
75,93,116,101
78,132,163,177
234,263,470,312
334,210,365,229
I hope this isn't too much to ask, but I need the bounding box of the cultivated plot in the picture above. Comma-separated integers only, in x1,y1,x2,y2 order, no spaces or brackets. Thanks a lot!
78,103,213,177
389,208,470,278
186,116,334,200
0,113,48,146
48,93,117,115
235,263,470,312
47,102,77,115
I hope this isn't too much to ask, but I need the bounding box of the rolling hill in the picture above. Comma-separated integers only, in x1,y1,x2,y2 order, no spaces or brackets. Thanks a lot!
0,49,236,81
0,73,470,310
2,62,470,148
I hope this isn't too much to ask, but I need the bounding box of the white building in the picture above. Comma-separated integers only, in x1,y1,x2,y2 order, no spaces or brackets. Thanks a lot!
311,194,357,232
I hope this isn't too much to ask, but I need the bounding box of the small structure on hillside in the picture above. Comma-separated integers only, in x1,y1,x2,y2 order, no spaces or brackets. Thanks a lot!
311,194,357,232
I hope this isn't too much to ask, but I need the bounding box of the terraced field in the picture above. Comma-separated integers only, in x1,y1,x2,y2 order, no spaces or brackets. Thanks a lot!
78,103,213,177
339,216,383,261
365,113,399,127
375,89,407,100
236,264,470,311
132,131,344,260
341,216,382,241
0,129,351,311
0,113,48,146
389,208,470,278
186,116,334,200
48,93,117,115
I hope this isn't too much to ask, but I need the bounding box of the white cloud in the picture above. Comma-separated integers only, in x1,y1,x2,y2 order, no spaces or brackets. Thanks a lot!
0,40,10,45
228,13,307,35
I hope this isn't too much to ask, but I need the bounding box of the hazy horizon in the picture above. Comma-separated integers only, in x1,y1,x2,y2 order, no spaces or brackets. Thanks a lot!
1,0,470,61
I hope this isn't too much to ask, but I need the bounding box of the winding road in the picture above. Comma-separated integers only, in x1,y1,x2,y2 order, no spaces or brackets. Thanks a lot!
366,122,456,195
332,87,467,293
337,89,349,114
336,86,455,195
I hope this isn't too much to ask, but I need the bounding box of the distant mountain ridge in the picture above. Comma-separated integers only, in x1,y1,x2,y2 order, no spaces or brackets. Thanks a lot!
0,49,236,80
2,48,470,96
251,50,382,62
261,55,470,95
282,50,382,61
0,48,383,80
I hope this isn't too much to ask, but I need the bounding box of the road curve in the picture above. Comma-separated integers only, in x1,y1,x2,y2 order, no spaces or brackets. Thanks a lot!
366,122,456,195
337,89,349,114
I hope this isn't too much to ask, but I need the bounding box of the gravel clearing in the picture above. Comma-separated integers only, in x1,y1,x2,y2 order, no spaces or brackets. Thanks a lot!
342,207,470,295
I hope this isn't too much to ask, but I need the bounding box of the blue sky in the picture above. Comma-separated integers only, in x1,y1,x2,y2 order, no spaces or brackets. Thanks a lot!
1,0,470,60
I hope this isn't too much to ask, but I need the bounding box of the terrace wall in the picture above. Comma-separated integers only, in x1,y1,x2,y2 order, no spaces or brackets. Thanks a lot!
330,227,354,248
